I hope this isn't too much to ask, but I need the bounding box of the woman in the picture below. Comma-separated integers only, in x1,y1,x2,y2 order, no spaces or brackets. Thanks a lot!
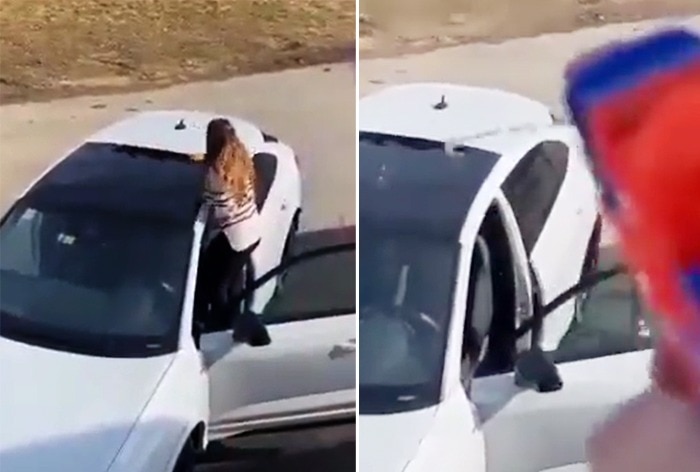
197,118,262,321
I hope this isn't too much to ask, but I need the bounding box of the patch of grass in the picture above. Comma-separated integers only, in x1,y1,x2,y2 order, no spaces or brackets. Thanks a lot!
360,0,700,55
0,0,355,103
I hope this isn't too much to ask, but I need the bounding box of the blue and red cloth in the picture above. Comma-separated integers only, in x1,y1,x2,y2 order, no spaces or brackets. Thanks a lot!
564,28,700,401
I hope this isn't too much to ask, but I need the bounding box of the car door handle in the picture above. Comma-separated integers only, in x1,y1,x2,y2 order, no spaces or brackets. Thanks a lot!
328,339,356,360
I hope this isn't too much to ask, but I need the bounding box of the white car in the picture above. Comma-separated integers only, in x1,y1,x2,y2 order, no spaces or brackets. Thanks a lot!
358,84,649,471
0,111,356,472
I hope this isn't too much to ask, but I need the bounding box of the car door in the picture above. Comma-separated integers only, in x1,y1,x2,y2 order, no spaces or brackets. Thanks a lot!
501,132,593,351
200,230,356,440
465,194,534,383
471,248,653,472
492,192,535,354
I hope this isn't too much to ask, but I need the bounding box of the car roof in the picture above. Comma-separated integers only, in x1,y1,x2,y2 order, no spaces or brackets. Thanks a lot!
86,110,266,155
359,83,554,154
359,132,500,240
22,142,205,225
19,110,273,224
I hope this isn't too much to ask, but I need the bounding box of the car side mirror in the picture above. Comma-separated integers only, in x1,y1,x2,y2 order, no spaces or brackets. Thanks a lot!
514,346,563,393
232,310,271,347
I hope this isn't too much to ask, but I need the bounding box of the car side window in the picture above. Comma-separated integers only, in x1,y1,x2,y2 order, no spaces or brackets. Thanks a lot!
553,258,655,364
261,247,356,324
501,141,569,253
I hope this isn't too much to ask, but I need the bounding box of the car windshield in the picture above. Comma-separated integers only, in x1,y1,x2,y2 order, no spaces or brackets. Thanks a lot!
0,200,193,358
359,224,459,414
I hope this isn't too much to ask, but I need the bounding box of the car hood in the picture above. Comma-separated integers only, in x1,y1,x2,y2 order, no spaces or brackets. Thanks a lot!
0,337,175,472
358,406,438,472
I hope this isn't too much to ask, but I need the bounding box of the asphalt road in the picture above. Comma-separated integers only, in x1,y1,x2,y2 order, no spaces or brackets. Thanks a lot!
1,15,687,472
0,61,356,230
359,16,700,109
0,62,355,470
359,14,700,247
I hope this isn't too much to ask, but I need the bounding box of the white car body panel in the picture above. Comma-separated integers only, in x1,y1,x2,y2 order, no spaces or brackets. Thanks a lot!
359,387,485,472
473,349,651,472
404,388,486,472
87,110,267,156
359,83,554,147
0,337,175,472
0,111,337,472
526,129,598,351
360,84,596,353
453,122,596,359
108,348,208,472
246,140,302,312
359,349,651,472
13,110,268,202
359,406,441,472
359,84,616,472
493,191,535,351
203,313,356,439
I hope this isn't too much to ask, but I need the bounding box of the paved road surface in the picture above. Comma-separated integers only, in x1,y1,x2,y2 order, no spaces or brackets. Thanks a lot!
359,14,700,247
0,62,356,230
1,15,685,471
0,62,355,470
359,15,700,108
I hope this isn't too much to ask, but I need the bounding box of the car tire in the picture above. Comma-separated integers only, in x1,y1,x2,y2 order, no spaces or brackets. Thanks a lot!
574,217,602,324
276,210,300,294
172,437,196,472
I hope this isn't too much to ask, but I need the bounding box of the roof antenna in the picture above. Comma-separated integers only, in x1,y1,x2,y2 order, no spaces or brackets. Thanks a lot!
433,95,448,110
174,119,187,130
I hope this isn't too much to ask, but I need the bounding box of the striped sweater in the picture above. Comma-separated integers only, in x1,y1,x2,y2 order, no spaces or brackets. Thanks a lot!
204,169,262,251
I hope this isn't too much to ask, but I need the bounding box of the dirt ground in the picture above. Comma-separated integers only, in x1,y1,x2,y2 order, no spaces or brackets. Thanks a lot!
0,0,355,103
2,1,700,104
360,0,700,56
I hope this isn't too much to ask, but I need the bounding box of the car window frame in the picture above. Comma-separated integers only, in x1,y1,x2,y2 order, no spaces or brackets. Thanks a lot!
255,243,356,326
199,241,356,334
461,235,493,371
501,141,569,254
552,269,655,364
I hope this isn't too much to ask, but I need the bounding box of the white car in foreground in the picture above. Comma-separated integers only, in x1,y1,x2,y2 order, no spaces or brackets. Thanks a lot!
0,111,356,472
358,83,651,472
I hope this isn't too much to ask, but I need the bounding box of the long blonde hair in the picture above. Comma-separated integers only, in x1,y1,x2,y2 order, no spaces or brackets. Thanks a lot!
205,118,256,205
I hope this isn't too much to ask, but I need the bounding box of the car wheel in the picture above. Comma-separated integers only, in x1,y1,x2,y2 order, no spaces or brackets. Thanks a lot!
172,438,196,472
574,218,602,324
276,210,300,294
